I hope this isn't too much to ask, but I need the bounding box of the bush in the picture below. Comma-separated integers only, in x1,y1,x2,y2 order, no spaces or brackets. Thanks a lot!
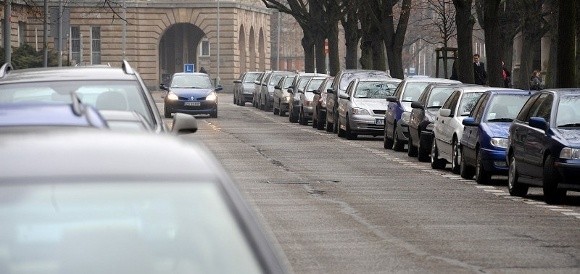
0,44,59,69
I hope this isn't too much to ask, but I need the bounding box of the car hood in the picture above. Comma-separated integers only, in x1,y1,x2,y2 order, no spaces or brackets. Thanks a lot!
555,128,580,147
170,87,213,98
354,99,389,111
483,122,511,138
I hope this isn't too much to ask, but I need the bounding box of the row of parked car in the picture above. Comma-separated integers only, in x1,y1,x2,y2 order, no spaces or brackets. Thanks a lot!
0,62,289,273
233,70,580,204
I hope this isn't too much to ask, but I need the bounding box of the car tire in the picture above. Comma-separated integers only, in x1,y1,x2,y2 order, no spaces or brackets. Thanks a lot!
332,111,339,133
299,108,307,125
164,107,172,119
407,135,418,157
474,151,491,184
289,109,298,123
392,125,405,152
451,138,461,174
508,155,528,197
273,105,279,115
317,113,325,130
417,134,430,162
383,124,394,149
325,117,333,132
460,148,475,179
431,141,446,169
312,110,318,128
210,109,218,118
346,115,357,140
543,156,566,204
337,118,345,137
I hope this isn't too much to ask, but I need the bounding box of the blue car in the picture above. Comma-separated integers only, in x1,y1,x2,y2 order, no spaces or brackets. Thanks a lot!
161,72,222,118
460,89,531,184
506,88,580,204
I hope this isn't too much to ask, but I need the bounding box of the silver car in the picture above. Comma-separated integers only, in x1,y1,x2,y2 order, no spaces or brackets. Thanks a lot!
337,77,401,139
259,71,296,111
233,71,261,106
298,76,327,125
312,76,334,130
272,75,296,116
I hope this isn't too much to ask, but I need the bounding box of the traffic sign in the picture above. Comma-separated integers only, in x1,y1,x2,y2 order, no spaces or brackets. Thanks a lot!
184,64,195,73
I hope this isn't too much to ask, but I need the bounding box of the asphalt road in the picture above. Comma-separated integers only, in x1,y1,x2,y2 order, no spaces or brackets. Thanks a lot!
157,92,580,273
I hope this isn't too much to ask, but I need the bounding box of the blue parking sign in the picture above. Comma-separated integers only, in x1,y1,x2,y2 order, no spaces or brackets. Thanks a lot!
184,64,195,73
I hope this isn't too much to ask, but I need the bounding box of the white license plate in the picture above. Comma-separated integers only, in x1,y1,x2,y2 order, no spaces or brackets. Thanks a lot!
375,119,384,125
184,101,201,106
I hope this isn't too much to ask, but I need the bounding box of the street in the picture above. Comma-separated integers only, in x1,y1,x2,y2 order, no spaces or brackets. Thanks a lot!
159,93,580,273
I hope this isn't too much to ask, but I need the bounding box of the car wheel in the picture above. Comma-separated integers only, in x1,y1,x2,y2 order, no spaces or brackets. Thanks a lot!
407,135,418,157
299,108,307,125
460,148,475,179
346,115,357,140
475,151,491,184
325,115,333,132
417,134,430,162
332,111,339,133
312,110,318,128
289,108,298,123
543,156,566,204
164,106,172,119
383,124,394,149
392,126,405,152
451,138,460,174
337,118,346,137
508,155,528,197
210,109,218,118
273,104,279,115
317,113,325,130
431,141,446,169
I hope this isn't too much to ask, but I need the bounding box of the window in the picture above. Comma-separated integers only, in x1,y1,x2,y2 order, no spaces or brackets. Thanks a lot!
200,39,210,56
18,22,26,45
91,27,101,64
71,26,81,65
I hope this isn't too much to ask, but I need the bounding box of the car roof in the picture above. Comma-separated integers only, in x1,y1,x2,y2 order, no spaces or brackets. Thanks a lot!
0,63,138,84
172,72,209,77
486,89,531,95
357,77,402,82
542,88,580,95
403,76,460,83
0,129,220,180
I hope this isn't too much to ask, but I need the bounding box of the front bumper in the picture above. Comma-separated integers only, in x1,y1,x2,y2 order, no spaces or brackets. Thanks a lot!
349,115,385,135
479,147,508,175
165,100,217,116
555,159,580,188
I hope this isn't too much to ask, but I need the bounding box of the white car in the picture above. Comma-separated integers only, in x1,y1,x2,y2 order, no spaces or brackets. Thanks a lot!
337,77,401,139
431,85,488,173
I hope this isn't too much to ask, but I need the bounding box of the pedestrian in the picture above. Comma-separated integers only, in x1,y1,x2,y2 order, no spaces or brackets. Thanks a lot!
199,67,207,74
501,61,511,88
530,70,543,90
473,54,487,85
450,60,458,80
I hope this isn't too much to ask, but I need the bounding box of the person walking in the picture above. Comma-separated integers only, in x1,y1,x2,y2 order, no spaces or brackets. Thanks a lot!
501,61,511,88
530,70,543,90
473,54,487,85
199,67,208,74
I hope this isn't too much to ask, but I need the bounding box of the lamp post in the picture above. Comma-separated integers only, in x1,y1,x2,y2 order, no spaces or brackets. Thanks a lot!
216,0,220,85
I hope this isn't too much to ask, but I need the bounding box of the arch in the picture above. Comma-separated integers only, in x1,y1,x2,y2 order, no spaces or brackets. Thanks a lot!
248,26,256,71
158,23,205,84
258,28,265,70
239,25,247,73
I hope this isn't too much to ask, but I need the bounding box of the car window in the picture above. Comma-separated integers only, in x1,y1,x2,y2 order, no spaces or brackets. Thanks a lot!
402,82,430,102
244,73,260,83
269,74,286,85
458,92,483,116
0,182,263,273
297,76,313,91
171,74,212,88
282,76,295,88
471,93,488,122
442,90,460,111
556,94,580,127
354,81,397,99
516,93,539,121
485,94,530,122
427,87,454,108
528,93,553,122
306,79,324,92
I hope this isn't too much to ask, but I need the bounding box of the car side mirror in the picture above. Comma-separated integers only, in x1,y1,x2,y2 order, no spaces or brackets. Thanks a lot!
159,83,168,90
386,96,398,103
439,108,452,117
171,113,198,134
339,94,349,100
327,88,334,94
275,85,281,89
215,85,223,92
462,117,478,126
411,101,424,109
234,80,241,84
312,89,320,95
529,117,548,131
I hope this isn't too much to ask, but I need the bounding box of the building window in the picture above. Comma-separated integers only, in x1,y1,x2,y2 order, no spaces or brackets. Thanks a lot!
18,22,26,46
71,26,81,65
200,39,210,56
91,26,101,64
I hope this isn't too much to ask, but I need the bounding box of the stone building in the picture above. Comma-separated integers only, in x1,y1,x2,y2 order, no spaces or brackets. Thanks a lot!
1,0,272,91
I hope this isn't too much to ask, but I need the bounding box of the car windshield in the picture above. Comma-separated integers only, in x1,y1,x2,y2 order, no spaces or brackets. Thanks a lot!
0,81,154,126
171,74,213,88
426,87,454,108
297,76,314,91
0,181,262,274
269,74,287,85
339,72,388,91
306,79,324,92
458,92,484,116
354,81,398,99
556,94,580,127
282,76,296,88
485,94,530,122
244,73,260,83
402,82,431,102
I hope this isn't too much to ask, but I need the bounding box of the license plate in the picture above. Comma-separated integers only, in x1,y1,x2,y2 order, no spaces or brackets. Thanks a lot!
375,119,384,125
184,101,200,106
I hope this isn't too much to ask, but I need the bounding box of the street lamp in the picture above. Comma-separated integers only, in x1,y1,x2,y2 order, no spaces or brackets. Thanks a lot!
216,0,220,85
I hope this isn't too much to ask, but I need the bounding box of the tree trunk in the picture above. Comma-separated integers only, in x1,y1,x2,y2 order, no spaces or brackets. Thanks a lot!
328,21,340,75
342,5,360,70
517,2,543,90
372,36,387,71
302,32,315,73
557,0,576,87
453,0,475,84
382,0,411,79
483,0,502,87
314,34,327,74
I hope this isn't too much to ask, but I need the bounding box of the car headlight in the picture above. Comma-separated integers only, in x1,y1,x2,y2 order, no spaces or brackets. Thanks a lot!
490,137,508,149
206,92,217,101
351,107,370,115
560,147,580,159
167,92,178,101
401,112,411,124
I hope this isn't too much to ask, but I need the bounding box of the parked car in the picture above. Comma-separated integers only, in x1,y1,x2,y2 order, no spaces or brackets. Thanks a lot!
298,76,327,125
233,71,261,106
288,73,328,123
272,75,296,116
259,71,296,111
252,71,269,108
161,72,222,118
408,83,463,161
312,76,334,130
460,89,531,184
337,77,401,139
326,69,391,133
0,128,289,273
0,61,197,133
431,85,488,173
507,88,580,204
384,76,460,151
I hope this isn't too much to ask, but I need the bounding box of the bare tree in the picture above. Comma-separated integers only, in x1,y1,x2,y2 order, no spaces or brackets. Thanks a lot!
341,0,360,69
557,0,576,87
452,0,475,83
